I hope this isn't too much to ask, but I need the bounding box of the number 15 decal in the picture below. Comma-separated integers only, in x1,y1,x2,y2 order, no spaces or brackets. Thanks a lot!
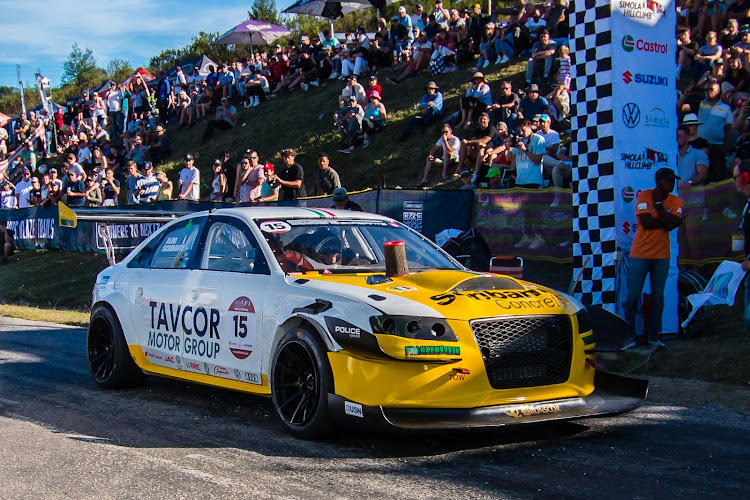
228,296,256,360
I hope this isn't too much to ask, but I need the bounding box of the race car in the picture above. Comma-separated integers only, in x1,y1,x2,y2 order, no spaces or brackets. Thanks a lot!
87,207,647,438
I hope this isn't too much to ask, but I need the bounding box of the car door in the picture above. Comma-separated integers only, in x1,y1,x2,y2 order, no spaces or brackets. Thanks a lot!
127,216,206,373
187,216,271,386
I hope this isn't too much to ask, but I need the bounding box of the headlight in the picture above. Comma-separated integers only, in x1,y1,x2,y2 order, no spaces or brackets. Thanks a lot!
575,308,592,334
369,315,458,342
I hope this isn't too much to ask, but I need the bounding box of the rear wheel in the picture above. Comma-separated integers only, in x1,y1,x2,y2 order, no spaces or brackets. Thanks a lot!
271,328,333,439
87,305,148,389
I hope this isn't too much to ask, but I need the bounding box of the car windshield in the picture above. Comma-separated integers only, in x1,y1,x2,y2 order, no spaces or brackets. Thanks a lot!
256,218,460,274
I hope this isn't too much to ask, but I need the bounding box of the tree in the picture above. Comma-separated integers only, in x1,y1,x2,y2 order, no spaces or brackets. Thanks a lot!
249,0,283,25
149,49,182,73
61,43,99,86
107,59,134,83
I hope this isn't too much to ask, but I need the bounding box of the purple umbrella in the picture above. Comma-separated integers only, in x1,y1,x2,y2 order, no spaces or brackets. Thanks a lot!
214,19,293,54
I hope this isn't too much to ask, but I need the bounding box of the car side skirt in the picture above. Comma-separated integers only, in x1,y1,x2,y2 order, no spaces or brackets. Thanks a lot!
327,371,648,431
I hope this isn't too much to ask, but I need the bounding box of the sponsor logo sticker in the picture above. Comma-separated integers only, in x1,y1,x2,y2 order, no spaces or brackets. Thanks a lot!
621,34,668,53
622,103,640,128
344,401,364,418
386,286,419,292
503,404,562,418
622,70,668,86
259,220,291,233
622,186,635,203
404,345,460,357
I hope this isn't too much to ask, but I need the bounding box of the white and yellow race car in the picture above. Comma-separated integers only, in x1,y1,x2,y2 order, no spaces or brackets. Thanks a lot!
88,207,647,438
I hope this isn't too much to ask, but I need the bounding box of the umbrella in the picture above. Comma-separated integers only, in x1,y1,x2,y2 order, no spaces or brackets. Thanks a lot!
214,19,293,54
282,0,392,19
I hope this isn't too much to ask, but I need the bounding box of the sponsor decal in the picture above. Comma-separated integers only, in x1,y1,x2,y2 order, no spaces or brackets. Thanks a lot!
227,296,256,360
259,220,291,233
621,34,667,54
204,362,210,375
386,286,419,292
404,345,460,357
644,107,669,128
503,404,562,418
430,288,542,306
622,221,632,235
334,325,361,339
234,368,242,380
244,372,261,384
147,301,221,358
622,103,640,128
622,186,635,203
620,148,668,169
616,0,667,21
403,201,424,210
213,365,229,376
186,361,202,372
5,218,55,242
622,70,668,86
344,401,364,418
450,373,467,381
494,295,565,310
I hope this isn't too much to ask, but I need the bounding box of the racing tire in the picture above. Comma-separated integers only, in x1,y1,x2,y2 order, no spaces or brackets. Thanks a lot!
270,328,333,439
87,304,148,389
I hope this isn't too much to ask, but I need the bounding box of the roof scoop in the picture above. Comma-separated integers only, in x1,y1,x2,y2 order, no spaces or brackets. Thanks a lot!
451,276,524,292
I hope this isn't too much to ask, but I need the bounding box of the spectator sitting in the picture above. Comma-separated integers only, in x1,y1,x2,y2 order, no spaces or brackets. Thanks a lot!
400,81,443,140
457,71,492,129
339,75,367,108
295,51,321,91
421,123,461,185
459,168,476,189
148,125,171,163
20,142,37,171
722,55,749,106
335,95,365,153
389,16,413,62
546,82,570,123
509,118,546,188
677,27,700,76
430,27,458,73
517,83,550,120
340,38,369,78
475,21,497,69
525,28,557,84
176,90,192,128
187,66,204,87
244,68,269,108
432,0,450,29
331,187,363,211
366,74,382,99
476,121,510,183
524,8,547,44
545,0,568,39
312,153,341,196
489,80,520,129
201,97,237,144
693,31,724,83
84,176,102,207
457,112,497,176
386,27,432,85
14,114,30,143
486,165,504,189
361,91,387,148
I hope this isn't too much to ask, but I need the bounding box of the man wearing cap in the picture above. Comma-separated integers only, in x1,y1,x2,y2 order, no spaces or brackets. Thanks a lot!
331,187,362,211
14,168,34,209
458,71,492,129
412,4,425,30
421,123,460,185
20,142,36,171
312,153,341,196
201,97,237,144
517,83,550,121
459,168,476,190
623,168,683,350
400,81,443,140
697,80,733,181
178,154,200,201
677,124,709,189
148,125,171,163
65,170,87,207
136,162,160,203
218,64,235,99
187,66,204,87
398,5,413,30
509,118,546,188
390,15,412,62
485,166,504,189
334,96,365,152
278,149,307,201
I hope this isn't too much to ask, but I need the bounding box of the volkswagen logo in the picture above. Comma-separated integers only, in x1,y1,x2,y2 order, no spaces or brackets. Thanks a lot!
622,103,641,128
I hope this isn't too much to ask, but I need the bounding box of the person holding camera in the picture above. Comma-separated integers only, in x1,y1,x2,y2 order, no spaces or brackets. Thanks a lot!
622,168,683,350
509,118,546,188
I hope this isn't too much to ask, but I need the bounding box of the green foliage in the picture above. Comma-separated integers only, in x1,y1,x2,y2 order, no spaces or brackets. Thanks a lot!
0,88,41,116
61,43,106,88
250,0,284,26
107,59,134,83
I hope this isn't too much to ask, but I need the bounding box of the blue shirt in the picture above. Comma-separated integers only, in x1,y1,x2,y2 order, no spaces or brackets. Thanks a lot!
512,133,546,186
421,91,443,114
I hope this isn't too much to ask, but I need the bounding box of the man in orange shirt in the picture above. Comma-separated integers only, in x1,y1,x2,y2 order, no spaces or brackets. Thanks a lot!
623,168,683,349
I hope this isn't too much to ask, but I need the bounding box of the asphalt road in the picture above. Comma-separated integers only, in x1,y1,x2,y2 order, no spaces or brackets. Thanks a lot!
0,315,747,499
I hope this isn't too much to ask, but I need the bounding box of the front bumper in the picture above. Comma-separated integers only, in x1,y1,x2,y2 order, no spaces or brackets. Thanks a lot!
328,371,648,431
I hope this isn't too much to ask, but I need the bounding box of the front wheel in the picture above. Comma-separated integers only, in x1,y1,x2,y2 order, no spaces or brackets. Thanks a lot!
270,328,333,439
87,304,148,389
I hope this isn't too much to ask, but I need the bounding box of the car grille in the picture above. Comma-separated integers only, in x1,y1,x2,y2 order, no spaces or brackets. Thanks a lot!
471,315,573,390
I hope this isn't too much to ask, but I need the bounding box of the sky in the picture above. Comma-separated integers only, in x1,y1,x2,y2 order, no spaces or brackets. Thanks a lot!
0,0,298,89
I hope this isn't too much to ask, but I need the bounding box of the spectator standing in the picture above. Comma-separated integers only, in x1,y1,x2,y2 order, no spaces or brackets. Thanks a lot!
155,71,171,123
156,171,173,200
236,151,265,202
331,187,363,211
432,0,451,29
677,124,710,188
125,161,142,204
257,163,281,203
14,167,34,209
312,153,341,196
510,118,546,188
732,159,750,333
210,160,228,201
65,170,86,207
277,149,306,201
0,179,15,209
137,162,160,202
623,168,683,349
101,168,120,206
84,176,102,207
697,81,733,181
201,97,237,144
178,154,201,201
107,84,124,136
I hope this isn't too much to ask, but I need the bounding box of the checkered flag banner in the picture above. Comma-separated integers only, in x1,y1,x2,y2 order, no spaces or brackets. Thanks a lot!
570,0,617,310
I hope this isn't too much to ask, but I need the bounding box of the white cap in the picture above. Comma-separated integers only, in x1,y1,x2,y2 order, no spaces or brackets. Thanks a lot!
398,6,407,12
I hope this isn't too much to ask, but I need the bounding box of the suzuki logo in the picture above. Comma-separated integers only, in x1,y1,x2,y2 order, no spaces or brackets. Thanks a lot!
622,71,633,84
622,103,641,128
623,221,631,235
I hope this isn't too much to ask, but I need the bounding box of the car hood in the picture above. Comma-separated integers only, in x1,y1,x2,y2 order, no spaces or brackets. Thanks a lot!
286,270,575,320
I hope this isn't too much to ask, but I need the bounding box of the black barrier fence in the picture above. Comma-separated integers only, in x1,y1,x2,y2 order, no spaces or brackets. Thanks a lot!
0,189,475,255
